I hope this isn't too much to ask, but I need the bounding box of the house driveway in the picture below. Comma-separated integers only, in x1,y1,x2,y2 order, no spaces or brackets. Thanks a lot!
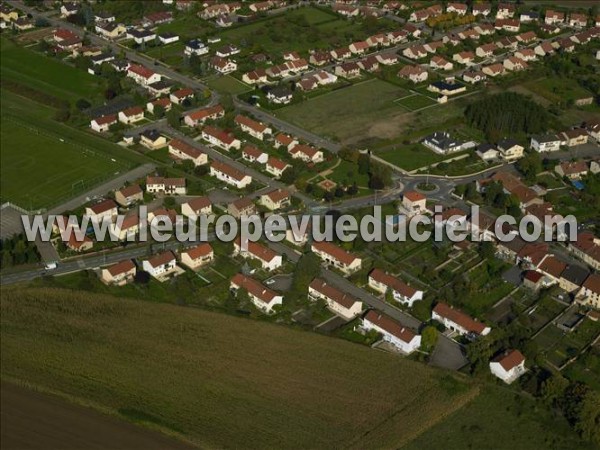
429,335,469,371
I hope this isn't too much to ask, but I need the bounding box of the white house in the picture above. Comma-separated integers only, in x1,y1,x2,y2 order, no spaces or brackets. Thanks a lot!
362,311,421,354
308,278,363,320
289,144,324,163
311,241,362,275
201,126,241,151
184,39,208,56
85,199,118,221
142,251,177,279
145,176,187,195
118,106,145,125
233,239,282,271
432,302,491,336
234,115,272,140
184,104,224,127
265,157,290,179
368,269,423,307
210,161,252,189
530,134,562,153
230,273,283,314
260,189,291,211
489,350,526,384
90,114,117,132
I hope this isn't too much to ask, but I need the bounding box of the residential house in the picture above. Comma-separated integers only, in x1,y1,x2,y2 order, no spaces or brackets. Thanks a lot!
496,3,516,19
472,3,491,16
169,88,194,105
115,184,143,207
432,302,491,336
569,13,588,28
531,133,564,154
430,55,453,71
230,273,283,314
266,86,293,104
335,62,361,79
463,70,487,84
183,104,224,127
146,97,172,114
362,311,421,354
127,64,161,86
95,22,126,39
476,43,497,58
398,65,428,83
168,139,208,166
242,145,268,164
216,44,240,57
202,125,241,151
514,48,537,61
100,260,136,286
368,268,423,307
66,234,93,253
490,350,526,384
233,238,282,271
235,115,272,140
402,191,427,216
228,197,257,219
158,32,179,45
210,56,237,74
309,51,331,66
453,51,475,65
358,56,379,73
180,243,214,270
273,133,298,151
311,241,362,274
503,56,528,71
520,11,539,23
145,176,187,195
422,132,471,155
90,114,117,132
265,157,290,179
85,199,118,221
289,144,324,163
376,52,399,65
142,251,177,279
545,10,565,25
184,39,209,56
118,106,145,124
181,196,212,218
560,129,588,147
349,41,369,54
140,129,167,150
308,278,363,320
127,29,156,45
260,189,291,211
403,45,428,60
569,232,600,270
242,68,268,85
495,18,520,32
210,161,252,188
555,160,588,180
60,2,79,17
447,2,468,15
577,274,600,309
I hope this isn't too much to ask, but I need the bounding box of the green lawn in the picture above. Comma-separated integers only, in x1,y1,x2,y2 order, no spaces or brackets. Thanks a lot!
396,94,438,111
206,75,252,95
276,79,410,143
523,77,594,103
402,386,597,450
0,90,136,209
1,37,104,103
327,159,370,188
376,144,448,171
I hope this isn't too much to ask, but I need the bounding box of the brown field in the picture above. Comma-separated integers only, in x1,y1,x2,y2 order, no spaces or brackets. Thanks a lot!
1,287,478,449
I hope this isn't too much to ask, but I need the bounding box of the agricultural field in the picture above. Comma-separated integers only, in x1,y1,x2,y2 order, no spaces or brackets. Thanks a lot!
0,90,135,210
1,287,479,449
276,79,410,144
522,77,594,104
1,37,104,103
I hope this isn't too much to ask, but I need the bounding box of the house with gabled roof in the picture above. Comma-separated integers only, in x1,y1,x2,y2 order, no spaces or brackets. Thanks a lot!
260,189,291,211
115,185,143,207
273,133,298,151
180,243,214,270
398,65,428,83
242,145,268,165
210,161,252,188
235,115,272,140
368,269,423,307
101,260,136,286
308,278,363,320
90,114,117,132
146,176,187,195
234,238,282,271
230,273,283,314
168,139,207,166
490,350,526,384
362,311,421,354
432,302,491,337
311,241,362,274
181,196,212,218
184,104,224,127
202,126,241,151
266,157,290,179
289,144,324,163
576,274,600,309
118,106,145,125
228,197,257,219
142,251,178,280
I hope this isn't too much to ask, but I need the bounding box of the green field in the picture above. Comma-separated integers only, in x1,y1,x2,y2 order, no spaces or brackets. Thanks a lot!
523,77,594,104
206,75,252,95
403,386,597,450
0,90,136,209
276,79,411,143
396,94,438,111
376,144,450,171
327,159,370,187
1,287,479,449
1,37,104,103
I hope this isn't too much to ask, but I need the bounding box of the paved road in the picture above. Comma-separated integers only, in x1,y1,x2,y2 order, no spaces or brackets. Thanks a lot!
1,382,195,450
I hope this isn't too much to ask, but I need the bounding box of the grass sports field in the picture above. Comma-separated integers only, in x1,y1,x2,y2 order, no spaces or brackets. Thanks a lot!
276,79,411,143
0,90,135,209
1,287,479,449
1,37,104,103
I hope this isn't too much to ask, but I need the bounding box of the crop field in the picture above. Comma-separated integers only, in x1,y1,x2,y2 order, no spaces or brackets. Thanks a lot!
1,287,480,449
1,37,104,102
0,91,135,209
276,79,411,143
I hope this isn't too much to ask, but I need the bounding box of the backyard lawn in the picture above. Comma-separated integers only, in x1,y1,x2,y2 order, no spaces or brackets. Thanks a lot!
206,75,252,95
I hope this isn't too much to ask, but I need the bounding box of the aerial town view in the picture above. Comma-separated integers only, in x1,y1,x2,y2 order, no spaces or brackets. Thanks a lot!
0,0,599,448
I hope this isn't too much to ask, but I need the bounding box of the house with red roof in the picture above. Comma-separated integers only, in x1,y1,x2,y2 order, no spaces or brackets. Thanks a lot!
90,114,117,133
168,139,208,167
490,350,526,383
145,176,187,195
234,238,282,271
230,273,283,314
260,189,291,211
180,243,214,270
362,310,421,354
101,260,136,286
311,241,362,275
577,274,600,309
432,302,491,336
142,251,178,279
85,199,118,221
201,126,241,151
127,64,161,86
210,161,252,189
368,269,423,307
181,196,212,218
242,145,268,165
118,106,145,125
266,157,291,179
115,184,143,207
235,115,272,140
308,278,363,320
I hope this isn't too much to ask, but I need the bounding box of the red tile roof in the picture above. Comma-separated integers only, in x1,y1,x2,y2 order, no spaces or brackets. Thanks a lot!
231,273,279,304
369,269,417,298
146,250,176,268
312,241,359,266
107,259,136,277
433,302,488,335
493,349,525,371
309,278,360,309
183,243,213,260
364,310,417,343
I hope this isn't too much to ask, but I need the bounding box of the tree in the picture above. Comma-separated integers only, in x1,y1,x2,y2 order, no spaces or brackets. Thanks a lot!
75,98,91,111
166,108,181,129
575,390,600,445
358,154,370,174
541,373,569,405
516,151,542,182
153,104,166,119
420,326,438,352
292,253,321,291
